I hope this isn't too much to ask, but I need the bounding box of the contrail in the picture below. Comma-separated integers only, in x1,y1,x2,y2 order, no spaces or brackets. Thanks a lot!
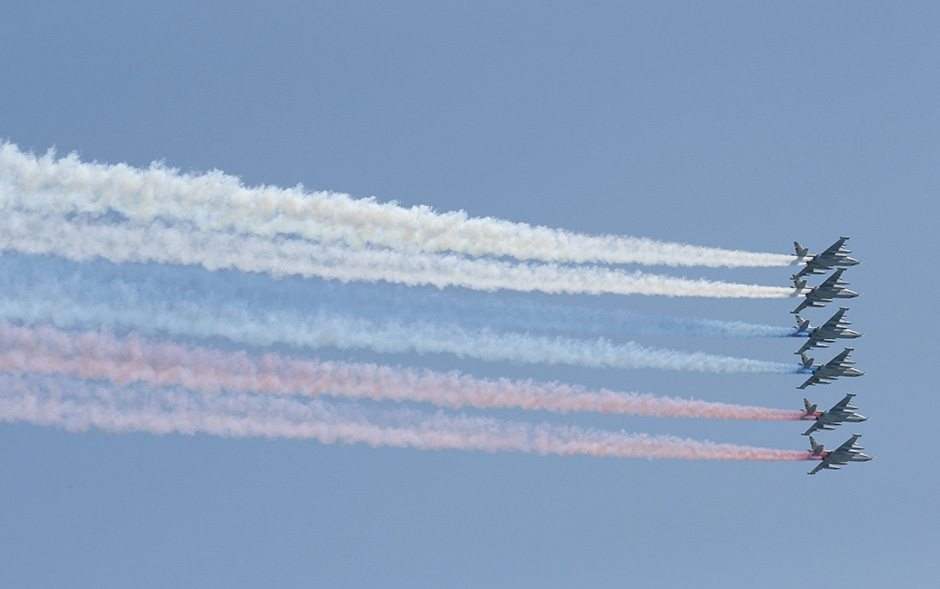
0,142,795,268
0,290,795,374
0,373,813,462
0,252,799,340
0,324,803,420
0,209,795,299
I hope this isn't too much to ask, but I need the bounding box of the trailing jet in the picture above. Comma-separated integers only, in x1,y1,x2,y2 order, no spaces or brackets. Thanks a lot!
807,434,872,475
793,237,859,279
798,348,864,389
794,307,862,355
801,394,867,436
791,268,858,314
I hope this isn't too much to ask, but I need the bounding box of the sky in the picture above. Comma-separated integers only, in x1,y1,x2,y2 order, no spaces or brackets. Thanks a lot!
1,2,938,587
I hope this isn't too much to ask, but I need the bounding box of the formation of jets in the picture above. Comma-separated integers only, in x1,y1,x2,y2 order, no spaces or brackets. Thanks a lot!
790,237,872,476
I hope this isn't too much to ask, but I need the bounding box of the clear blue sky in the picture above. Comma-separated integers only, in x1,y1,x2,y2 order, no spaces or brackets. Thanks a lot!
1,2,938,587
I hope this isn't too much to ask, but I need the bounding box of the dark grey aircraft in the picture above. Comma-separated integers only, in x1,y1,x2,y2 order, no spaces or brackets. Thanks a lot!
791,268,858,314
807,434,872,475
798,348,864,389
801,394,867,436
793,237,859,279
794,307,862,355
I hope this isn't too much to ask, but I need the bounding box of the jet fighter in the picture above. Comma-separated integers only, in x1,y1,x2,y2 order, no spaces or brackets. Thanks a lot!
798,348,864,389
807,434,872,475
793,237,859,279
794,307,862,355
800,394,867,436
791,268,858,314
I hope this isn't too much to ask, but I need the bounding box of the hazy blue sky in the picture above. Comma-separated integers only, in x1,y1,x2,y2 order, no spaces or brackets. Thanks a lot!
1,3,938,587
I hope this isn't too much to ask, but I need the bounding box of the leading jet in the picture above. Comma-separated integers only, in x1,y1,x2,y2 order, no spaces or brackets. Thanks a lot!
800,394,867,436
794,307,862,355
793,237,859,279
791,268,858,314
798,348,864,389
807,434,872,475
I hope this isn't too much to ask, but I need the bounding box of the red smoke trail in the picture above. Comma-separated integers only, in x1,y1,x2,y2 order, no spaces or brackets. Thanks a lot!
0,373,813,462
0,323,803,421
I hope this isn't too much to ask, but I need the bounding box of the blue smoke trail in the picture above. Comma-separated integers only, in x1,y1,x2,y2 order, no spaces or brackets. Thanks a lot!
0,252,796,340
0,253,797,374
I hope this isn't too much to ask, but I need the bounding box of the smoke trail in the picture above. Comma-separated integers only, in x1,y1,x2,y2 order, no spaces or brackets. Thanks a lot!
0,323,803,420
0,252,800,339
0,209,795,299
0,289,795,374
0,142,795,268
0,373,812,461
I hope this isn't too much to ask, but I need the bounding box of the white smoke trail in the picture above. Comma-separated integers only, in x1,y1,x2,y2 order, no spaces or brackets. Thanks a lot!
0,323,803,420
0,252,802,340
0,293,795,374
0,373,812,461
0,142,796,268
0,209,795,298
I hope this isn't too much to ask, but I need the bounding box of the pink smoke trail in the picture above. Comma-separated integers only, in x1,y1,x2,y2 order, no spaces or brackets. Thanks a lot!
0,373,813,462
0,323,803,421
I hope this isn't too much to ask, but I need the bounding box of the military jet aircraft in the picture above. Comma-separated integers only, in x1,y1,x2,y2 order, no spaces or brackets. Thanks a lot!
794,307,862,355
791,268,858,314
807,434,872,475
801,394,867,436
798,348,864,389
793,237,859,279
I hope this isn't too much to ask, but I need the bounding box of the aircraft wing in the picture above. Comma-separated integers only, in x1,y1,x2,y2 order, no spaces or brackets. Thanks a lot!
820,308,848,331
829,393,857,414
808,460,829,475
792,298,813,315
798,374,820,389
819,237,849,258
818,268,846,290
833,434,862,455
825,348,853,369
796,339,815,355
803,421,824,436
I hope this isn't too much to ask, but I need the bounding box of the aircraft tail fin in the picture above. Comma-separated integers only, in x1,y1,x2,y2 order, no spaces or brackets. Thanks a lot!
800,353,814,369
809,436,824,456
794,315,809,333
803,399,817,416
794,241,809,258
